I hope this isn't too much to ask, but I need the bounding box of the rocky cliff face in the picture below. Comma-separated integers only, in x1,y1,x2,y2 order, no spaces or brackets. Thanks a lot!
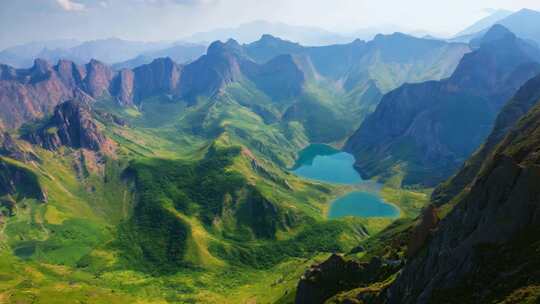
384,87,540,303
111,57,183,105
0,132,39,163
0,55,188,129
0,59,84,129
0,39,312,129
345,25,540,186
295,254,393,304
178,39,246,99
25,99,115,154
132,57,182,101
84,59,114,98
432,72,540,205
0,57,117,129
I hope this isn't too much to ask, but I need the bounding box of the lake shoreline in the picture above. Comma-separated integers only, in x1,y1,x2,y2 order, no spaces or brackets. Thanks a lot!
291,144,400,219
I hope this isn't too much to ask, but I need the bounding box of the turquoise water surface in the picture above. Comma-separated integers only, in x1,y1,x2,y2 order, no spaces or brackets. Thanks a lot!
292,144,362,184
328,191,399,219
292,144,399,219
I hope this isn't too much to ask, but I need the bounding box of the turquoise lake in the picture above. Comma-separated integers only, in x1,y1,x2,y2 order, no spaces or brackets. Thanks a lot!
328,192,399,219
292,144,399,219
291,144,363,184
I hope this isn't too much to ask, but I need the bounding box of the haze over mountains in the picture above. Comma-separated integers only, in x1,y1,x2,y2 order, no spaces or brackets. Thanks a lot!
2,5,540,304
453,8,540,45
3,8,539,70
0,20,451,69
0,32,469,143
0,38,205,69
346,25,540,186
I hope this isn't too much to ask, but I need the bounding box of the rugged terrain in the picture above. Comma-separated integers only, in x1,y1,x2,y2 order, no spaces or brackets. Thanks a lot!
346,25,540,186
297,30,540,302
0,32,461,303
1,20,539,304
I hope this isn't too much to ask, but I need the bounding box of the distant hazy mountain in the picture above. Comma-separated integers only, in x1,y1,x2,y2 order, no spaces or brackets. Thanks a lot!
496,8,540,45
0,38,172,68
245,33,470,93
112,43,207,70
346,25,540,186
0,32,468,145
186,20,446,47
432,72,540,205
185,20,352,46
455,9,513,37
453,9,540,45
0,39,81,68
37,38,172,65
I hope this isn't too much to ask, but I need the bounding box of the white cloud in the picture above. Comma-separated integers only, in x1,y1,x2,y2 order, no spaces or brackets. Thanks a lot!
55,0,86,11
136,0,216,6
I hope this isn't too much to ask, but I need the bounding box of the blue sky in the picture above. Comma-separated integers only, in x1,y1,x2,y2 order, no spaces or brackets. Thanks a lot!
1,0,540,48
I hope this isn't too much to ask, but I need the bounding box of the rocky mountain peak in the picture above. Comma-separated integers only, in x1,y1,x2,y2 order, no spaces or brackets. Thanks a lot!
255,34,300,47
207,39,244,57
28,58,53,81
84,59,114,98
259,34,278,42
54,59,86,87
31,58,52,73
480,24,516,45
24,99,115,154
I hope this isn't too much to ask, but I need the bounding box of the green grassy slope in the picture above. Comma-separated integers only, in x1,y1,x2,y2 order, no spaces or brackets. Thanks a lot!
0,85,398,303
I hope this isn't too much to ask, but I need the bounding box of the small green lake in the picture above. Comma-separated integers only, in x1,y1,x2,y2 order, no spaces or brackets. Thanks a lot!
292,144,399,219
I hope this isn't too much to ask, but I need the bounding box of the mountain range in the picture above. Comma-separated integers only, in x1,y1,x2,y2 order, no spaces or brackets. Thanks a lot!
453,8,540,46
454,9,513,37
0,33,469,150
292,24,540,304
345,25,540,186
384,58,540,304
0,38,205,69
184,20,443,46
301,54,540,304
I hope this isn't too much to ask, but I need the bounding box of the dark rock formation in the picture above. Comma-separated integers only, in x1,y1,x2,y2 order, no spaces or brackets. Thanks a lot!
432,72,540,205
0,59,86,129
84,59,114,98
178,39,245,99
405,204,439,258
384,89,540,303
111,69,135,106
0,56,184,129
112,57,183,105
133,57,182,100
0,132,39,162
25,99,115,154
345,25,540,186
295,254,393,304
